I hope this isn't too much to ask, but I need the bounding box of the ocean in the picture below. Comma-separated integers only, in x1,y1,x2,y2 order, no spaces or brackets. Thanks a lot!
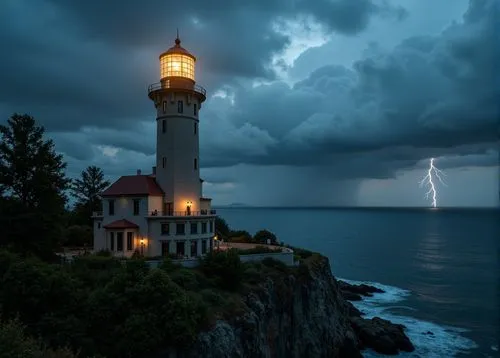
216,207,499,358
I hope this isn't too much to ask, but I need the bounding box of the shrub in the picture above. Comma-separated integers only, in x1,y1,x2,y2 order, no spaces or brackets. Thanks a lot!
253,230,278,245
227,230,252,243
200,250,243,291
261,257,289,273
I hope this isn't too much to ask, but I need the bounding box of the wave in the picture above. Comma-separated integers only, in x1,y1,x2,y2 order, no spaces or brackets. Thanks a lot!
338,278,478,357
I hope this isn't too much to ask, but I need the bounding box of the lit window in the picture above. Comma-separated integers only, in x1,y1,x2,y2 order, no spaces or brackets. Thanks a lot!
160,54,195,81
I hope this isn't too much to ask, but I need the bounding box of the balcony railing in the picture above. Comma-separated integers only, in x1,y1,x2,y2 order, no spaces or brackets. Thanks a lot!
148,81,206,98
149,209,216,217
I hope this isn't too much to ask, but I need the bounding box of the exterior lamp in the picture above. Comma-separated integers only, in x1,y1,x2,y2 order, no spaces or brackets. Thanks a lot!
140,238,145,255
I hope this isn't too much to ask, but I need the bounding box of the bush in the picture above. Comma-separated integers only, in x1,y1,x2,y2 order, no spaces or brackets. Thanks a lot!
253,230,278,245
200,250,243,291
227,230,252,243
215,217,230,237
261,257,289,273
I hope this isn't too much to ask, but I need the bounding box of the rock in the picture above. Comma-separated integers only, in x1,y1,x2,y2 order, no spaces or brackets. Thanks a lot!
337,280,385,300
350,316,415,355
345,301,363,317
341,291,363,301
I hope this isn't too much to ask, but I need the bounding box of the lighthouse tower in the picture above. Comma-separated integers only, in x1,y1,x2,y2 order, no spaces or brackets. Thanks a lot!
148,35,207,216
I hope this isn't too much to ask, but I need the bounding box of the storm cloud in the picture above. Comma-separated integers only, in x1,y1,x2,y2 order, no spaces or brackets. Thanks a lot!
0,0,497,206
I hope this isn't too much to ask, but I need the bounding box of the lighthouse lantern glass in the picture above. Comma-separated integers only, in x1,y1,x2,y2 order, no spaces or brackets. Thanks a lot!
160,54,195,81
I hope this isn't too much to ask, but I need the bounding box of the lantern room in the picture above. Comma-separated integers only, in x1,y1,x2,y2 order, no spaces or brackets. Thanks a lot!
159,37,196,82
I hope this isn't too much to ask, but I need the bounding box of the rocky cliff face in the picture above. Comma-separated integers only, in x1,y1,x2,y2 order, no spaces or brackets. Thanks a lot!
161,255,412,358
162,255,361,358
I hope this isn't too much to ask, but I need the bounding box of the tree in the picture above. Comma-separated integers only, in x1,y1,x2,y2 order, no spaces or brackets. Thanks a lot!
71,166,109,225
253,229,278,245
214,217,230,238
0,114,69,209
0,114,70,257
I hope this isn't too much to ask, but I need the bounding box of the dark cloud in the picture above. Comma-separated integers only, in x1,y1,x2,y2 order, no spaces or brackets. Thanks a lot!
196,0,498,179
0,0,497,207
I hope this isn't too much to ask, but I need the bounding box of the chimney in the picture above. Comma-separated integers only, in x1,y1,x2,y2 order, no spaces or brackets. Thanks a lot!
152,166,156,175
137,169,142,175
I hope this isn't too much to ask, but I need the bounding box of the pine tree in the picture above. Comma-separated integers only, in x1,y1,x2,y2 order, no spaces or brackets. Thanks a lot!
0,113,70,258
71,166,110,225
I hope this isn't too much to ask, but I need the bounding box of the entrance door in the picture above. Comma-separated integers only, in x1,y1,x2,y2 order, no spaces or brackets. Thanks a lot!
186,205,191,216
176,241,185,257
163,202,173,216
161,241,169,256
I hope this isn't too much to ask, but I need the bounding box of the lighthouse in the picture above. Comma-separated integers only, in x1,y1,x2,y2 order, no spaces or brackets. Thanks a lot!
148,35,207,216
92,35,215,258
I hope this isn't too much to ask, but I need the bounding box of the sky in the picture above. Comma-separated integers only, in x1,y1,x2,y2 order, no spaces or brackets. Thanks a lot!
0,0,498,208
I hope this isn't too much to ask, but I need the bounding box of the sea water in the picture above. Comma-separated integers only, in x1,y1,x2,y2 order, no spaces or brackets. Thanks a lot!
217,207,499,357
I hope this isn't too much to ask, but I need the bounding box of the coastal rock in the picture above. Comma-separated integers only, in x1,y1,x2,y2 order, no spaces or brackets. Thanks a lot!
338,280,385,300
160,256,413,358
350,316,415,355
163,256,362,358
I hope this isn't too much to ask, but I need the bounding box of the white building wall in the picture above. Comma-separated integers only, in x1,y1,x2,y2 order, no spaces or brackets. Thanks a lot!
147,217,215,257
96,195,163,256
155,91,203,213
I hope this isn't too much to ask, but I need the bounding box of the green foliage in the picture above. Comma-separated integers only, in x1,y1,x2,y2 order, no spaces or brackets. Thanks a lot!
227,230,253,243
253,229,278,245
200,250,244,290
0,114,70,258
70,166,110,226
214,216,230,238
62,225,92,248
261,257,289,273
0,317,87,358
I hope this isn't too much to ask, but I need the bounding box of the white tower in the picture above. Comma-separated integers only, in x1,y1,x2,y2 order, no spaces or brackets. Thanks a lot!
148,35,207,215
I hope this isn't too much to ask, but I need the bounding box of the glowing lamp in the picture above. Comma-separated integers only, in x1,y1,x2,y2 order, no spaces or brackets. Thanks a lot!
159,38,196,81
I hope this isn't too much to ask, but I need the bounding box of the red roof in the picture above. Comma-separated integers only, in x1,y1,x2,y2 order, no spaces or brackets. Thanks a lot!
103,219,139,229
102,175,164,197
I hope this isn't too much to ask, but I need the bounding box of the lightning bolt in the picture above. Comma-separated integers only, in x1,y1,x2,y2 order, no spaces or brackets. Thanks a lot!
419,157,447,208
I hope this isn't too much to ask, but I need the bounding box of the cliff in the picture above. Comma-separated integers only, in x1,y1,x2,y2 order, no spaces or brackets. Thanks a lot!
161,255,363,358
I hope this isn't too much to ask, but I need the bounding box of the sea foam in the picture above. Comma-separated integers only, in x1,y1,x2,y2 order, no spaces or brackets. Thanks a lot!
338,278,479,358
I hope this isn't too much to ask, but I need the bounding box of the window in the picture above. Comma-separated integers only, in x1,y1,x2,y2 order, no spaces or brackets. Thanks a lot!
116,232,123,252
194,104,198,116
161,223,169,235
110,232,115,251
176,223,185,235
194,158,197,170
97,222,101,229
162,157,166,169
176,241,185,256
190,222,198,234
108,200,115,216
126,232,134,251
209,220,213,233
177,100,183,113
162,101,167,113
190,241,198,257
161,241,169,256
201,222,207,234
133,199,140,216
202,240,207,254
194,122,197,135
162,119,166,133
